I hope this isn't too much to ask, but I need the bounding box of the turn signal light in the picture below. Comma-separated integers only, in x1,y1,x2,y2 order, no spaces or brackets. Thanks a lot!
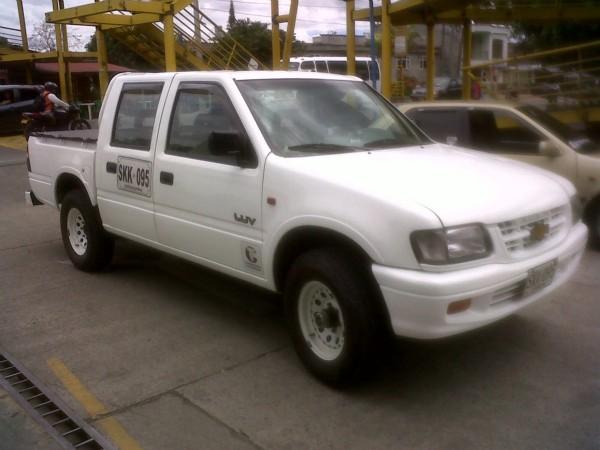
447,299,472,315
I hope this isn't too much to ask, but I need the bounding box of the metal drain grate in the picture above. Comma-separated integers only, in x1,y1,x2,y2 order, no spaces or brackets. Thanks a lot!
0,350,115,450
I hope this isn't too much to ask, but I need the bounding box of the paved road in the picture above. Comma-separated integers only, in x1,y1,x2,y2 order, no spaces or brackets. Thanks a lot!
1,146,599,450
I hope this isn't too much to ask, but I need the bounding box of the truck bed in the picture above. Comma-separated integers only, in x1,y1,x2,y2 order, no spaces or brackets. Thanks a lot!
31,128,98,143
28,129,98,208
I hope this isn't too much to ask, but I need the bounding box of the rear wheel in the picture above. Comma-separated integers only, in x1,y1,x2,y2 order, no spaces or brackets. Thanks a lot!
284,248,379,386
60,190,113,271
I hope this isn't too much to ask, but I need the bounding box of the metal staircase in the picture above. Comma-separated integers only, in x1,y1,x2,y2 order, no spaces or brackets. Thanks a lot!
110,3,268,71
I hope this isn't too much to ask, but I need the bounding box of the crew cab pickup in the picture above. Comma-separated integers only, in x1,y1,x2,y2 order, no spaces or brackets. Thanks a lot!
26,72,588,385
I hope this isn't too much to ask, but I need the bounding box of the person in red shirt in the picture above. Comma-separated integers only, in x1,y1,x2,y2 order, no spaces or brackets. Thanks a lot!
40,82,69,125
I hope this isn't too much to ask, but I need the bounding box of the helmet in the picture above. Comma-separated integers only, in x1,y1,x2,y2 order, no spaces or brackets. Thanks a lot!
44,81,58,93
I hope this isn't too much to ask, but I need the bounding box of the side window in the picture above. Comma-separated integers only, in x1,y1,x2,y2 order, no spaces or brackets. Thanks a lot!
299,61,315,72
18,89,39,102
407,109,466,146
111,82,163,151
355,61,370,81
166,83,254,166
0,89,14,105
468,109,542,154
315,60,328,73
328,60,347,75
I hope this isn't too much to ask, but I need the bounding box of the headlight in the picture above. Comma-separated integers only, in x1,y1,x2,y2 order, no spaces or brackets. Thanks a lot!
411,224,492,265
570,195,583,224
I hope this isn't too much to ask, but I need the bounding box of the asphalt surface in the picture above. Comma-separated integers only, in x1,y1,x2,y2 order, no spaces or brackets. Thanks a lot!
0,145,599,450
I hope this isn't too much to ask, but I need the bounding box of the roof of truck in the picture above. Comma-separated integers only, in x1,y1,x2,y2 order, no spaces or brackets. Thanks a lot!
115,70,363,83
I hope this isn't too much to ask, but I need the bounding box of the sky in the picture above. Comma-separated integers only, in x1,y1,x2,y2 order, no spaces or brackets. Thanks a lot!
0,0,376,50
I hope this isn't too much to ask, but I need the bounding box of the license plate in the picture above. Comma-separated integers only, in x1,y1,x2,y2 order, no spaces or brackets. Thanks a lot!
525,259,557,295
21,119,28,125
117,157,152,197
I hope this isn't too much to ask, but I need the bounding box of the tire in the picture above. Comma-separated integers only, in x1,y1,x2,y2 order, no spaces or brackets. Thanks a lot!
284,248,379,386
60,190,113,271
69,119,91,131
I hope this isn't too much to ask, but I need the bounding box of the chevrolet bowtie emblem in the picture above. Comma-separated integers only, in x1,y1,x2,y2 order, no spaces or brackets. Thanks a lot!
530,222,550,242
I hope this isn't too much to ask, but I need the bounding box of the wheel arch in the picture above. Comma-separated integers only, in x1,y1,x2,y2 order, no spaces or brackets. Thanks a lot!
271,225,393,335
54,172,93,208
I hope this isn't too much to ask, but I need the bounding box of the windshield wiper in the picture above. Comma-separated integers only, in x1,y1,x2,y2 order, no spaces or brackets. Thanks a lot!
363,138,409,148
287,143,360,153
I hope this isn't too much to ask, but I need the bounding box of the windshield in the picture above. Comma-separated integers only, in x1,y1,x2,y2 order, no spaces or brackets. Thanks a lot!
236,79,429,156
518,105,598,154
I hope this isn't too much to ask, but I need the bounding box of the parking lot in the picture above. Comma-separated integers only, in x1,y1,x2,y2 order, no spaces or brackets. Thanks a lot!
1,144,599,450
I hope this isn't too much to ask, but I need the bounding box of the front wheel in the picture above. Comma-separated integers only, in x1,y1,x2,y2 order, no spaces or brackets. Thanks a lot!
60,190,113,271
284,248,379,386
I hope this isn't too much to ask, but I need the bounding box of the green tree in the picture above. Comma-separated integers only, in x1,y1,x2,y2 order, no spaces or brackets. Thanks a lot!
226,18,304,67
228,0,236,30
86,33,154,71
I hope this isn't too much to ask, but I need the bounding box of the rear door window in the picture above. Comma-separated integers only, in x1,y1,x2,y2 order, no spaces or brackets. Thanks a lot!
328,60,347,75
112,82,164,151
315,60,328,73
299,61,315,72
356,61,370,81
406,109,467,146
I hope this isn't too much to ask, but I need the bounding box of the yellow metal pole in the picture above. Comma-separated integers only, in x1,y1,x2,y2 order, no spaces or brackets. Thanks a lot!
94,0,109,99
271,0,281,69
163,13,177,71
16,0,33,83
58,0,73,102
281,0,298,67
381,0,392,98
462,19,472,100
52,0,68,101
346,0,356,76
96,27,109,98
426,21,435,101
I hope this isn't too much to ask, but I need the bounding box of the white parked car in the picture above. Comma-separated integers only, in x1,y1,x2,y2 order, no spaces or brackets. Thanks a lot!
398,101,600,244
26,72,587,385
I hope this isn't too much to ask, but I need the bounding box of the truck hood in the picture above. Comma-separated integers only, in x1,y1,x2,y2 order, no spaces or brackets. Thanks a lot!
287,143,571,226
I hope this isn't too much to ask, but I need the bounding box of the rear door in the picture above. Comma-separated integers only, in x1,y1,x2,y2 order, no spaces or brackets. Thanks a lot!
95,74,172,243
152,75,264,278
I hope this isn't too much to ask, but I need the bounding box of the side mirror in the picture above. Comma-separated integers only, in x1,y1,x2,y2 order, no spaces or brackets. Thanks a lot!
208,131,255,168
539,140,562,158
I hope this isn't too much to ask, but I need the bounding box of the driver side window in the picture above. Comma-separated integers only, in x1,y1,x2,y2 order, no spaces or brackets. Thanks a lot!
166,83,254,166
468,109,543,154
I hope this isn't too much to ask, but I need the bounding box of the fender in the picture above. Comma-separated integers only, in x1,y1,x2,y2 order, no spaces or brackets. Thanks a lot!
53,166,96,208
263,215,383,290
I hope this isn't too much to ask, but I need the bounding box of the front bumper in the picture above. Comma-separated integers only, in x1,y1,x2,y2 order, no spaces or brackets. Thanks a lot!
373,222,588,339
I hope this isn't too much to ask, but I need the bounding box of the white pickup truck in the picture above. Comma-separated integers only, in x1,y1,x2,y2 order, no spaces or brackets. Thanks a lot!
26,71,587,385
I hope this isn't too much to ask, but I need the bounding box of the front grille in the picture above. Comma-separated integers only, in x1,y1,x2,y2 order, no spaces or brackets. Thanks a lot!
498,206,567,255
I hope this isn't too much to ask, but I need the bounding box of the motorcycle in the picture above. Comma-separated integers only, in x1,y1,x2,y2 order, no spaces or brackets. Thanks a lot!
22,104,91,140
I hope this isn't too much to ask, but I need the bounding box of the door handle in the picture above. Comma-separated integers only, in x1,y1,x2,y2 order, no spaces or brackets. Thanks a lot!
160,171,174,185
106,161,117,173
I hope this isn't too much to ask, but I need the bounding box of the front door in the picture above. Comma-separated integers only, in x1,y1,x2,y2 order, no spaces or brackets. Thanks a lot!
153,79,264,278
466,108,576,180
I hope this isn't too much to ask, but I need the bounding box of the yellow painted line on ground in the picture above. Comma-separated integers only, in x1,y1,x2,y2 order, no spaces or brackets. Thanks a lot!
47,357,144,450
0,134,26,151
